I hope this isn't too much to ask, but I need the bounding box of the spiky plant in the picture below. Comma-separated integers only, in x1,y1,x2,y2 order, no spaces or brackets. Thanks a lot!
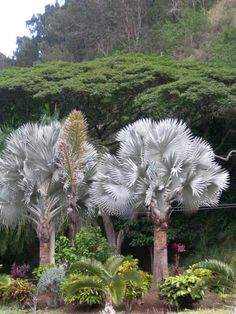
57,110,97,242
67,255,142,314
91,118,229,286
195,259,236,293
0,121,66,264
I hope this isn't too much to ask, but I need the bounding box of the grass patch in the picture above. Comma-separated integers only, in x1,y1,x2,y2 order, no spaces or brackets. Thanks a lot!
0,307,59,314
169,310,230,314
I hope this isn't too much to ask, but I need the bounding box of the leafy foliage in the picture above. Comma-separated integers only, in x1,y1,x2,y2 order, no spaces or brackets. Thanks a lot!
55,226,112,266
68,255,143,309
3,279,35,306
10,263,30,280
118,257,152,311
61,274,104,307
159,266,211,310
32,264,54,280
37,266,65,308
194,259,236,293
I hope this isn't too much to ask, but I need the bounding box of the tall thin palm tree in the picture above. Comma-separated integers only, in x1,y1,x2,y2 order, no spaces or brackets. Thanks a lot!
57,110,97,242
91,118,229,287
68,255,142,314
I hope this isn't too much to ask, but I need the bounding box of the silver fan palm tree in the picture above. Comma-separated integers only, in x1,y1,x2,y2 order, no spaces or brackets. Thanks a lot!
0,121,66,264
91,118,229,287
0,117,97,264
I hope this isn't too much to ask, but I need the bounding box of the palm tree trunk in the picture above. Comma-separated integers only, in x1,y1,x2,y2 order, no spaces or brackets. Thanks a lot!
49,224,55,264
39,239,51,265
38,219,55,265
102,292,116,314
152,217,168,285
101,212,125,255
150,196,169,288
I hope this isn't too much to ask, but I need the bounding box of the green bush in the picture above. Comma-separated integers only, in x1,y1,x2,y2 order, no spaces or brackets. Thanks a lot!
32,264,54,279
61,274,104,307
0,274,11,304
3,279,35,306
159,266,211,310
118,257,152,311
55,226,112,266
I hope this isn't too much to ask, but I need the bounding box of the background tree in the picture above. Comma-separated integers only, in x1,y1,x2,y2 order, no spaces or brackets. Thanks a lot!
91,118,229,287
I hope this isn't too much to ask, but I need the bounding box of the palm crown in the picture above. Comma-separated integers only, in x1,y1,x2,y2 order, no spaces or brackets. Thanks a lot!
68,255,142,309
92,118,229,216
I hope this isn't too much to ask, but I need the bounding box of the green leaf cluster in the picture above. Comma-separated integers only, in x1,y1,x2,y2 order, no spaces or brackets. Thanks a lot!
61,274,104,307
118,257,152,310
55,226,112,266
32,264,54,280
1,279,35,306
159,266,211,310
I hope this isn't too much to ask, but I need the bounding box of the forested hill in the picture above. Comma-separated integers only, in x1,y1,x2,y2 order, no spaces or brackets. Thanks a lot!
1,0,236,67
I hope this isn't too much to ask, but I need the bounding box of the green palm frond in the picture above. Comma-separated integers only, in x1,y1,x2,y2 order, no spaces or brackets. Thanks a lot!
105,255,126,276
122,270,143,285
67,275,104,296
197,260,235,282
69,258,106,279
109,279,126,305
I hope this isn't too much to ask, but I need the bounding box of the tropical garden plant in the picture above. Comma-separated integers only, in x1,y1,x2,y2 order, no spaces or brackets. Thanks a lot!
57,110,97,242
0,111,97,265
0,121,65,265
194,259,236,293
55,226,112,266
159,266,211,310
66,255,142,314
91,118,229,287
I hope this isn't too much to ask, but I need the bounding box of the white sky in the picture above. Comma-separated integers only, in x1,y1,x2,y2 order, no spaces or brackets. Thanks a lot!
0,0,64,57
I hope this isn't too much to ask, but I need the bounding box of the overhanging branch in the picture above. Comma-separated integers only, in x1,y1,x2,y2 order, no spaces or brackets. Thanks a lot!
215,150,236,161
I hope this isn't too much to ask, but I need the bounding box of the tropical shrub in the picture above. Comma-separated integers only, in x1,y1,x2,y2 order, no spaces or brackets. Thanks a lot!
10,263,30,279
0,274,11,304
32,264,54,279
159,266,211,310
4,278,35,306
118,257,152,311
61,274,104,307
37,266,65,308
55,226,112,266
67,255,142,314
194,259,236,294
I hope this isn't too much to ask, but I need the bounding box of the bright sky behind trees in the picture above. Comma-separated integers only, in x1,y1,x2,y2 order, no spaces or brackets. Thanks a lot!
0,0,64,57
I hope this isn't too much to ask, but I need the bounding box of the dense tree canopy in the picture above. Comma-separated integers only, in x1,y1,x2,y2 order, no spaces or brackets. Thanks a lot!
0,53,235,149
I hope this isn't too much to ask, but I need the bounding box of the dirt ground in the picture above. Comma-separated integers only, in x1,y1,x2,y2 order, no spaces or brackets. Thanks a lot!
37,291,235,314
